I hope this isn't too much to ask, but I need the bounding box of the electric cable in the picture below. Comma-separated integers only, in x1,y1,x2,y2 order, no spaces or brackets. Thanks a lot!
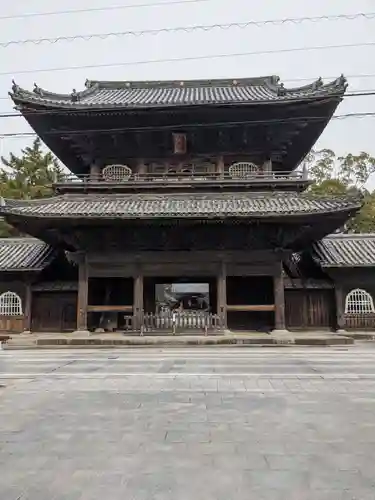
1,12,375,47
0,42,374,77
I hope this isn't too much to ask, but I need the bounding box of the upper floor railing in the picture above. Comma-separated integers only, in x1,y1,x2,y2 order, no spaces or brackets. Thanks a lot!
54,170,308,186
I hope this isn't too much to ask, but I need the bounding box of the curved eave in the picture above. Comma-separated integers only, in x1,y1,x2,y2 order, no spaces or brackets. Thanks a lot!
11,92,346,111
0,195,361,251
9,76,347,111
0,266,46,273
0,201,362,221
321,264,373,268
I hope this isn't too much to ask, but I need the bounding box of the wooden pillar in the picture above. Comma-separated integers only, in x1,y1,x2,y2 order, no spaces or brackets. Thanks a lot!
262,158,272,174
133,270,144,332
273,262,287,333
217,261,227,330
76,253,89,333
216,155,225,178
335,284,346,332
136,159,146,175
90,163,101,181
23,279,32,333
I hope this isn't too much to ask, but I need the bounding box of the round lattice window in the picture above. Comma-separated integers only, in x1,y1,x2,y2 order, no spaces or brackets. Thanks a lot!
345,289,375,314
102,164,132,182
229,162,259,179
0,291,23,316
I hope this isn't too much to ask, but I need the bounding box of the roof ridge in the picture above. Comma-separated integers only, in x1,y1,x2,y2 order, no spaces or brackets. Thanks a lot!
89,76,278,89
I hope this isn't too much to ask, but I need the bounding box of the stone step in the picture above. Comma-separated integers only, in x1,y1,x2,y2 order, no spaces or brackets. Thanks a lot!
28,335,354,348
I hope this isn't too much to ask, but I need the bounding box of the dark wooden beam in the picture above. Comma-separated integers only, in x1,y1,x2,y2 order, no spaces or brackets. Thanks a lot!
133,265,144,333
76,252,89,333
273,260,287,332
23,278,33,333
217,260,227,329
334,285,346,332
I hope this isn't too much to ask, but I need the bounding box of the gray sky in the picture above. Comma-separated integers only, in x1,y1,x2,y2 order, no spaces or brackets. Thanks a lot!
0,0,374,181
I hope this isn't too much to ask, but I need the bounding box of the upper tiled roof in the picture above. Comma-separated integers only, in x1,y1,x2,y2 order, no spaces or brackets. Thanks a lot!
0,238,55,271
0,192,362,219
10,75,348,109
313,234,375,267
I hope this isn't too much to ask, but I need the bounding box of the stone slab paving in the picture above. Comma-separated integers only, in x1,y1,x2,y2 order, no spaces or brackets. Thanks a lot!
1,346,375,499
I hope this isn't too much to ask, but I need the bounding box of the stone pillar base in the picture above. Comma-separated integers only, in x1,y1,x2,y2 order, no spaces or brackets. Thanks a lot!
335,329,347,335
270,329,290,336
71,330,91,337
221,328,231,335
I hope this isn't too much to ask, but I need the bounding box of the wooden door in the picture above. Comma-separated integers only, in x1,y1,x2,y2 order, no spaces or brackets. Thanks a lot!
32,292,77,332
286,289,335,329
61,302,77,331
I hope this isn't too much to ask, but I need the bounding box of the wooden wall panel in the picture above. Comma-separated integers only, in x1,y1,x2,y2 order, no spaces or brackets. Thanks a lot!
31,292,77,332
0,316,24,333
286,289,335,330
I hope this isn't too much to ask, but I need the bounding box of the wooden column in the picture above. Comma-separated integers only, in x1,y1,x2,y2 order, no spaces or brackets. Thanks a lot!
133,270,144,332
216,155,225,178
262,158,272,173
23,278,32,333
217,261,227,330
335,284,346,332
273,262,287,332
90,163,101,181
76,253,89,333
136,158,146,175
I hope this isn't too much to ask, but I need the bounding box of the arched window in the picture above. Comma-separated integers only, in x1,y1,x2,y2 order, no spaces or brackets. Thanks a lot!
345,289,375,314
229,162,259,179
0,291,23,316
102,164,131,182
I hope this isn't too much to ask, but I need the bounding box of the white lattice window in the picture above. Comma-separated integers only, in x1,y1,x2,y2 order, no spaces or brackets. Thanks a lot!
345,289,375,314
102,164,131,182
229,162,259,179
0,291,23,316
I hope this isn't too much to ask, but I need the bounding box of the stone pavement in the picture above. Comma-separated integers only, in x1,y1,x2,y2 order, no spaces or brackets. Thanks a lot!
1,346,375,499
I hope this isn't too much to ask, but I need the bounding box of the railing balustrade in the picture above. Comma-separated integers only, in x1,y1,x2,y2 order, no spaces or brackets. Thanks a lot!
54,170,306,185
344,313,375,330
123,310,223,335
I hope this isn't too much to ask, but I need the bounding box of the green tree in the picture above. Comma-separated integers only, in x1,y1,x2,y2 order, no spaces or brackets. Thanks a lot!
0,138,65,236
306,149,375,233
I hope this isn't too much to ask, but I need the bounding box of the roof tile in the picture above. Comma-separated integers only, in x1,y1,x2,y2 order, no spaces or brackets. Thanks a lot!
0,238,55,271
313,234,375,267
0,192,362,219
10,76,347,109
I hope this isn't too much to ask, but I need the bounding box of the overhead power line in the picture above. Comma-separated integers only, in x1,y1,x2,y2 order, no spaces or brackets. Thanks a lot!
0,0,212,21
1,12,374,48
1,112,374,139
1,42,374,77
1,90,374,119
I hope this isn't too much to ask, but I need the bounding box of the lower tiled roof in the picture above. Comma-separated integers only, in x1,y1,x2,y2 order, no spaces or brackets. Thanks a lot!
0,238,55,271
0,192,362,219
313,234,375,267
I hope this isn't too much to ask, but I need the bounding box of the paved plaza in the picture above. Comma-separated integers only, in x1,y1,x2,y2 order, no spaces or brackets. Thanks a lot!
1,345,375,499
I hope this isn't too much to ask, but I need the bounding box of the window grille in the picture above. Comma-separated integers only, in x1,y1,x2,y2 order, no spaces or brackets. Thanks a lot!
0,291,23,316
229,162,259,179
345,288,375,314
102,164,131,182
